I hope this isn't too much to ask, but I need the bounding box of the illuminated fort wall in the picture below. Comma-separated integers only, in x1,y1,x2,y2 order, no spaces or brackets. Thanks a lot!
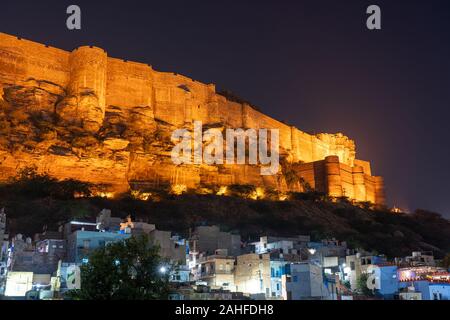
0,32,385,205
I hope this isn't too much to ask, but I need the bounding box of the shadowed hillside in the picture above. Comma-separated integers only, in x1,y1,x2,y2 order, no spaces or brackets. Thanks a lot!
0,171,449,259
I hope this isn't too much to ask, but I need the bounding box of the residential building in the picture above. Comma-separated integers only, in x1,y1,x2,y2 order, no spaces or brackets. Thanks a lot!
234,253,271,298
194,249,235,291
306,239,347,267
62,219,97,240
0,208,8,263
398,281,424,300
96,209,122,232
170,285,240,300
405,251,436,267
395,251,436,267
429,283,450,300
252,235,310,254
269,251,302,299
191,225,241,256
169,265,191,283
4,271,34,297
397,266,447,282
66,229,131,263
0,208,8,294
398,272,450,300
4,271,54,298
9,234,61,275
149,229,186,265
55,262,81,293
344,252,387,291
282,262,326,300
371,264,398,299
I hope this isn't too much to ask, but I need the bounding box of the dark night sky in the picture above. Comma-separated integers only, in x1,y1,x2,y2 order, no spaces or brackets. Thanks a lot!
1,0,450,217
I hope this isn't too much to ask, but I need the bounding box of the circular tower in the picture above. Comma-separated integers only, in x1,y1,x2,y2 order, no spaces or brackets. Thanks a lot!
324,155,343,198
374,176,386,206
352,165,367,202
65,46,107,131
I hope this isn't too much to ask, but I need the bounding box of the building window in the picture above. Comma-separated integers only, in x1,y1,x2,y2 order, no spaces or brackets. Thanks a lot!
285,264,290,274
350,261,355,271
83,240,90,249
293,276,298,282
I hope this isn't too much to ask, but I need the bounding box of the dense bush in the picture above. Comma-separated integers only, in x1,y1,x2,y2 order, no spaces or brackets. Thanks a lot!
227,184,257,198
1,166,92,200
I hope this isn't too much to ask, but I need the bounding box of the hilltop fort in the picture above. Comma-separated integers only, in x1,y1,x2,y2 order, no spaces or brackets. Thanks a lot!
0,32,385,205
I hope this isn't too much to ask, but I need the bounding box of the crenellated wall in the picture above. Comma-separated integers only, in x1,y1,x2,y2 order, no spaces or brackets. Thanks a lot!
0,32,385,205
0,33,70,87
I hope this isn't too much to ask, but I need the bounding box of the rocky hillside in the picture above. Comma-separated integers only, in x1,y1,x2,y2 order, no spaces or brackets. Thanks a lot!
0,79,165,193
0,172,448,259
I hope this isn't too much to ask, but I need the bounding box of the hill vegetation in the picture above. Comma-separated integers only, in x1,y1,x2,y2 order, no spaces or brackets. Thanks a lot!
0,169,449,259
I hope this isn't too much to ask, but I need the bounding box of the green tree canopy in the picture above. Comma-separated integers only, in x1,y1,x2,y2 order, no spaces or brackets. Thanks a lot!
69,235,171,300
356,273,375,297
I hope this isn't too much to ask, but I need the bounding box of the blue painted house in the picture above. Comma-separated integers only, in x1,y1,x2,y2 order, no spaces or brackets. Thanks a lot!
67,230,131,263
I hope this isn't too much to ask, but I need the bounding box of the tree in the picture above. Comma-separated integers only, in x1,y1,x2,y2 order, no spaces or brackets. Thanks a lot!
440,253,450,270
356,273,374,297
68,235,171,300
3,166,92,199
227,184,256,199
